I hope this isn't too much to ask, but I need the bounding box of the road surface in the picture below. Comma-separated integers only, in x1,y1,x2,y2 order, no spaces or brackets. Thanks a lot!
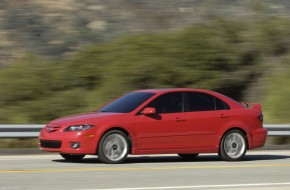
0,150,289,190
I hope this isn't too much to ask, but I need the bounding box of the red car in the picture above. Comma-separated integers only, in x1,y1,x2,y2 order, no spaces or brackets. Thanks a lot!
39,88,267,164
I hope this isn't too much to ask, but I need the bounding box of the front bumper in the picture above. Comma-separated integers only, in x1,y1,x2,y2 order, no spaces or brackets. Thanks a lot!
39,129,99,155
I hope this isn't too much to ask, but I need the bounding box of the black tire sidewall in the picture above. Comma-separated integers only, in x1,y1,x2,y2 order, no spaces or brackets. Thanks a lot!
178,153,199,160
59,153,85,161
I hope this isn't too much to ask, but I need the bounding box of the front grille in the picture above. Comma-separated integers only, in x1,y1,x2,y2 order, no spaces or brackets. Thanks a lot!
40,140,61,148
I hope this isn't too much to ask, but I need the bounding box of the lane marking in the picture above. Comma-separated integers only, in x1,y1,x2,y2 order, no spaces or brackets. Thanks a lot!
0,154,61,160
1,163,290,173
81,182,290,190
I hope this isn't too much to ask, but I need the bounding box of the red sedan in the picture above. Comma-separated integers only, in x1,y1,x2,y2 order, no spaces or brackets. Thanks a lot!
39,88,267,164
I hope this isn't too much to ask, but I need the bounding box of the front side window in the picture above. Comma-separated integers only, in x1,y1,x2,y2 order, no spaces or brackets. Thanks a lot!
98,92,155,113
186,92,230,112
146,92,183,114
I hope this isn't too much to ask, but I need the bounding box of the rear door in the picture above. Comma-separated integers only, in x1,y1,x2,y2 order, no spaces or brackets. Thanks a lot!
182,92,231,148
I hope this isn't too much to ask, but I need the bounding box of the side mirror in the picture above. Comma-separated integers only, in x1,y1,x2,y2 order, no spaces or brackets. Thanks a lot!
142,107,156,115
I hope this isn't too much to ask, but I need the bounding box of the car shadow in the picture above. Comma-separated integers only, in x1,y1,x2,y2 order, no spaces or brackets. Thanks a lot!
243,154,290,161
52,154,290,164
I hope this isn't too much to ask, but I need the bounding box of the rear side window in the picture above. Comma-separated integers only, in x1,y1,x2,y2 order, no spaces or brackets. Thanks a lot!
186,92,230,112
215,97,230,110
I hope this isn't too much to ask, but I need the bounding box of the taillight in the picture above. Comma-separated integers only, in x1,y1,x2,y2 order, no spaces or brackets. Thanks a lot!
257,114,263,122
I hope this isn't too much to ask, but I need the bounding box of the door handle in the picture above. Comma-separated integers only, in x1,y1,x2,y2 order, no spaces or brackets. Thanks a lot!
219,114,230,118
175,117,186,122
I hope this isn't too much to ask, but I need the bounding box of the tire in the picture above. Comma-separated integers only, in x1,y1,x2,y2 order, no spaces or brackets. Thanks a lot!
178,154,199,160
219,129,247,161
98,130,130,164
60,153,85,161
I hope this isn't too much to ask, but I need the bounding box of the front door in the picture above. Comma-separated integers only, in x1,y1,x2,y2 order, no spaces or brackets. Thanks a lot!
133,92,187,150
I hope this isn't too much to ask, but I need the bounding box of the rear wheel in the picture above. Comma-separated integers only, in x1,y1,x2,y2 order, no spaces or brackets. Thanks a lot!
60,153,85,161
98,130,130,164
219,129,247,161
178,153,199,160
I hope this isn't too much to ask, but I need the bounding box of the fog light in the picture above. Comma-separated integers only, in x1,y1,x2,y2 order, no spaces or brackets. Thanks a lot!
71,142,80,149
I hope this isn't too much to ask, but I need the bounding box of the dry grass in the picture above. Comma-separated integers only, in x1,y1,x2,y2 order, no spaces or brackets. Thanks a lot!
266,136,290,145
0,138,38,148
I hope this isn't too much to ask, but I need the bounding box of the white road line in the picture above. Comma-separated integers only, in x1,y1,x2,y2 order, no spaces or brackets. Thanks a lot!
0,155,59,160
0,155,96,160
83,182,290,190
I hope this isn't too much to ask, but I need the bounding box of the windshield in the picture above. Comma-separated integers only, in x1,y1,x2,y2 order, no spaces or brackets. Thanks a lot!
98,92,155,113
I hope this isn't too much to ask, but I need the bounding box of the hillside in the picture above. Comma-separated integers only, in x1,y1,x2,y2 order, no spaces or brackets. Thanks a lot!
0,0,290,124
1,0,290,65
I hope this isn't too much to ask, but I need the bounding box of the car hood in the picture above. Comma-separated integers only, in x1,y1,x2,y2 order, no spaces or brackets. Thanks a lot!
49,112,124,126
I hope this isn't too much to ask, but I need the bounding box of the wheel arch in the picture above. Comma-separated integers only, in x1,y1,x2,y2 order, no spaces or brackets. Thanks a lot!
219,127,249,150
97,127,133,154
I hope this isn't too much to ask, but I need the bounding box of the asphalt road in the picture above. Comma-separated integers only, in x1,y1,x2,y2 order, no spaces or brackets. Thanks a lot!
0,150,290,190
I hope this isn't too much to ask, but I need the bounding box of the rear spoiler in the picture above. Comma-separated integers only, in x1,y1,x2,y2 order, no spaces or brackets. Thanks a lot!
242,102,262,110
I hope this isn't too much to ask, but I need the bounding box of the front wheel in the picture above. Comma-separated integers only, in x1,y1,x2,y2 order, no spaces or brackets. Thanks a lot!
98,130,130,164
178,154,199,160
219,129,247,161
60,153,85,161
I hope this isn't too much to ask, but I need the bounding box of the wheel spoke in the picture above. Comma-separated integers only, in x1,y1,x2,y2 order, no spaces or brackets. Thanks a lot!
223,132,246,159
102,133,128,162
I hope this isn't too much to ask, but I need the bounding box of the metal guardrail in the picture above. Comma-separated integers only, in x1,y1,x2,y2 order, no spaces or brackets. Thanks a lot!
0,125,44,138
264,124,290,136
0,124,289,138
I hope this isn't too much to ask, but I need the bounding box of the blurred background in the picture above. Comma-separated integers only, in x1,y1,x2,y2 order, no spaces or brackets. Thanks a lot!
0,0,290,127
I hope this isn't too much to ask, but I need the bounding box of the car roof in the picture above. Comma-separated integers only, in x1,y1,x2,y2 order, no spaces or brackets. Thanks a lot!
133,88,243,109
134,88,215,94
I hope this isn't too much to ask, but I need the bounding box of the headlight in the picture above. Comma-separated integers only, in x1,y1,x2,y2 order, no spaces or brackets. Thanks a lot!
64,125,94,132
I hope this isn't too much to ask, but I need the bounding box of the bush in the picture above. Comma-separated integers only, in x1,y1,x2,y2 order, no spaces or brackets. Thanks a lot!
1,18,290,123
